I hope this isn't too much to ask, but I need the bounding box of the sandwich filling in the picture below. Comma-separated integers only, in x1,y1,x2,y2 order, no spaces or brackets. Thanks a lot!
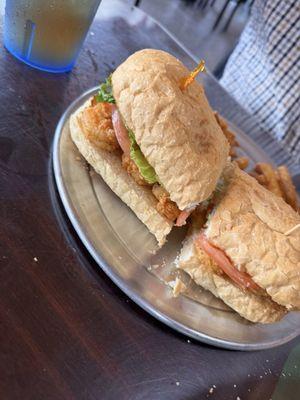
195,232,261,293
190,197,263,295
80,77,188,224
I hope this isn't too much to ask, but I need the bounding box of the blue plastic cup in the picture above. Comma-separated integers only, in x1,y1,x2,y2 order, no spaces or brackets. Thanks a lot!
4,0,101,73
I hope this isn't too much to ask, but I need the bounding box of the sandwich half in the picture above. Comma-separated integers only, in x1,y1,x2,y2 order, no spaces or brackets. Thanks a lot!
177,163,300,323
70,49,229,245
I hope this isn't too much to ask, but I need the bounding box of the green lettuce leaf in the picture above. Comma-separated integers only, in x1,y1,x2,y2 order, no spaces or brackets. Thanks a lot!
95,76,115,104
128,130,158,184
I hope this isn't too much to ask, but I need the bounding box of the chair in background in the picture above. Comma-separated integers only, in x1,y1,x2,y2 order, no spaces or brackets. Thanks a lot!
211,0,249,32
192,0,251,32
134,0,252,33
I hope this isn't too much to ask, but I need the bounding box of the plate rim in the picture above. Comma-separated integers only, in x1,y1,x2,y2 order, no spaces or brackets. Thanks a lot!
52,87,300,351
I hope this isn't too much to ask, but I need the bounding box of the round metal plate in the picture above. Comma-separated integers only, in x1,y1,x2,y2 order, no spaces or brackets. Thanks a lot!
52,87,300,350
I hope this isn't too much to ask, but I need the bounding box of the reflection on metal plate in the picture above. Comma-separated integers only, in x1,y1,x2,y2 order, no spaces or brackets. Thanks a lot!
52,87,300,350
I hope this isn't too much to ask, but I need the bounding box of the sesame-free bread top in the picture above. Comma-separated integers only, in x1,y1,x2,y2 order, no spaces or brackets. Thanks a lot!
206,163,300,310
112,49,229,210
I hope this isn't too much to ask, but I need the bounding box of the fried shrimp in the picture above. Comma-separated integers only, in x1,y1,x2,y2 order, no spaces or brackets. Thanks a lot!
122,154,150,186
80,102,120,152
152,184,180,221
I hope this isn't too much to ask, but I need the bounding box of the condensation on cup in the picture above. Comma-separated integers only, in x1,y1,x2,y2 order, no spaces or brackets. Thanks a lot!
4,0,101,73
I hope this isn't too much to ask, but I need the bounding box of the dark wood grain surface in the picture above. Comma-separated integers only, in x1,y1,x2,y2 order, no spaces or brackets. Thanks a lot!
0,1,299,399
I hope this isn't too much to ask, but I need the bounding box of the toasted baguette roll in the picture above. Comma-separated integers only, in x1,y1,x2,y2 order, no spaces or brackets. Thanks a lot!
112,49,229,210
70,100,173,246
206,163,300,310
178,235,286,323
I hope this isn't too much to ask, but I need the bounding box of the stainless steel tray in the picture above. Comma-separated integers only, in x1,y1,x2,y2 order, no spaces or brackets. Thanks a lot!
52,87,300,350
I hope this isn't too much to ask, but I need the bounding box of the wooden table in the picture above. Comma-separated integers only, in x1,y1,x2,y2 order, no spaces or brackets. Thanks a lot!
0,1,299,399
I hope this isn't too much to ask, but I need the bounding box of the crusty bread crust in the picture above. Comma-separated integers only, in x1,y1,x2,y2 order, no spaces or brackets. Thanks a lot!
178,235,286,323
206,163,300,310
69,99,173,246
112,49,229,210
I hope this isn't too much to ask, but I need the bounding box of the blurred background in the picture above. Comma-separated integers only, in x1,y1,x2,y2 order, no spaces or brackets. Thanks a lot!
124,0,251,77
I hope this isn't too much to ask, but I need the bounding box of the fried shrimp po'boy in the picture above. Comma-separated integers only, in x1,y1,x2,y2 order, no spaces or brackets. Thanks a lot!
70,49,229,245
177,163,300,323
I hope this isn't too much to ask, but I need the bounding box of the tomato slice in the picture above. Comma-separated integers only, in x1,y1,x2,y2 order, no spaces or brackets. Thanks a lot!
195,232,261,292
111,107,131,155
